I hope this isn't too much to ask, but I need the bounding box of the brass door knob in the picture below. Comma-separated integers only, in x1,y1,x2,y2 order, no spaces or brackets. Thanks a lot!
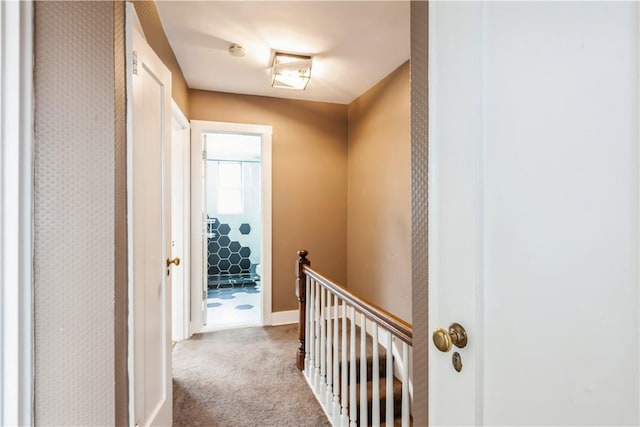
432,323,468,352
167,257,180,267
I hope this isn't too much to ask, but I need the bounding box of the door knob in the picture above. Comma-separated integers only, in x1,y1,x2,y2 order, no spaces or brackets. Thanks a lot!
432,322,467,352
166,257,180,267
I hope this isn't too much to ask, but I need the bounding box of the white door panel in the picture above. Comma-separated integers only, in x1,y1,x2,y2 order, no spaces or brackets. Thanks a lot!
171,104,190,342
128,5,172,426
429,2,639,425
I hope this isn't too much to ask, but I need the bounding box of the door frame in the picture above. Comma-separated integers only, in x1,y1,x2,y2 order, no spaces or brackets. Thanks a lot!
190,120,273,333
0,1,34,425
171,100,191,341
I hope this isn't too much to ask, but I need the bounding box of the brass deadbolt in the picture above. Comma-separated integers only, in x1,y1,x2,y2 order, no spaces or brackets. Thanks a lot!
432,322,468,353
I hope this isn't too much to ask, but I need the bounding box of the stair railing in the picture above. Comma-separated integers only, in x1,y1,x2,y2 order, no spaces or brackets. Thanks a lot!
296,250,412,427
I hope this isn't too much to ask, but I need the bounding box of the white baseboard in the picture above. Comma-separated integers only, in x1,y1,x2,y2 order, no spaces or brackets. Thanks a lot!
271,310,298,325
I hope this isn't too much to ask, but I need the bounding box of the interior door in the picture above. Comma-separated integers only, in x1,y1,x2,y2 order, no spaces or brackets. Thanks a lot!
428,2,639,425
171,107,190,342
128,7,173,426
201,133,208,326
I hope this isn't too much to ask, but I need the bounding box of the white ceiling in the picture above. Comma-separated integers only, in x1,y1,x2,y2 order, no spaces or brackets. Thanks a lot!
156,1,410,105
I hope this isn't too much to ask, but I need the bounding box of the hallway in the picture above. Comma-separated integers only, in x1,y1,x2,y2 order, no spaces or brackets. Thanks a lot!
172,324,330,426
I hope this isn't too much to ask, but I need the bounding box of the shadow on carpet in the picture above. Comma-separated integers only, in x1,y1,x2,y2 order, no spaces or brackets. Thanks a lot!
173,324,331,427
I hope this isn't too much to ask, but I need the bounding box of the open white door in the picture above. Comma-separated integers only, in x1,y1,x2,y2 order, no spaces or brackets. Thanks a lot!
429,2,639,425
171,101,190,342
127,5,173,426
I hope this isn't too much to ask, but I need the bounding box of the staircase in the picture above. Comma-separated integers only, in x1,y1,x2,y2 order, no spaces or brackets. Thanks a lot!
296,250,412,427
338,328,407,426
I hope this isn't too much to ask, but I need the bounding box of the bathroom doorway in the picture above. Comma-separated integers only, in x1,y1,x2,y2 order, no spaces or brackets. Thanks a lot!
204,133,261,328
190,121,272,333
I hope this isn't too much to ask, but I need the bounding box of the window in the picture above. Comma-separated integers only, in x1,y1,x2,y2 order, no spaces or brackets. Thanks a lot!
217,161,243,214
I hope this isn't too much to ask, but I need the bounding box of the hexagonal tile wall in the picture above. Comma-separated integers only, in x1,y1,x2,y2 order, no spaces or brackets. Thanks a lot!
207,218,257,282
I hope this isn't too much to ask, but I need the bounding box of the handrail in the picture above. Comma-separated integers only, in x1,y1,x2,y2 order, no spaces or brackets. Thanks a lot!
295,249,413,371
302,266,413,345
295,249,414,426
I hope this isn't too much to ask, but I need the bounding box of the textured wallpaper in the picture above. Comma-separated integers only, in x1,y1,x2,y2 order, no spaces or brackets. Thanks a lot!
34,2,116,425
410,2,429,426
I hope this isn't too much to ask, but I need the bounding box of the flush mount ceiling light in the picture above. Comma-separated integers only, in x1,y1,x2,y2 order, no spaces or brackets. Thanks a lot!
228,44,246,57
271,52,312,90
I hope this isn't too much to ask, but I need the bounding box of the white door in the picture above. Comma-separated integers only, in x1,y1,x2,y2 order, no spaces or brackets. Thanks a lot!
428,2,639,426
127,6,173,426
171,103,190,342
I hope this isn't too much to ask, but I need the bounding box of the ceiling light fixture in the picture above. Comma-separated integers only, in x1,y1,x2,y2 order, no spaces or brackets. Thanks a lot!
271,52,312,90
228,44,246,57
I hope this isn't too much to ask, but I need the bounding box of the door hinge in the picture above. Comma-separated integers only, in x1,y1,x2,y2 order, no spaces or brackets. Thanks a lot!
202,150,207,160
132,51,138,75
203,290,207,300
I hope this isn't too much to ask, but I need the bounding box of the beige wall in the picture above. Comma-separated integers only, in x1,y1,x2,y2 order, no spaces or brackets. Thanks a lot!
346,61,412,322
190,90,348,312
133,0,190,117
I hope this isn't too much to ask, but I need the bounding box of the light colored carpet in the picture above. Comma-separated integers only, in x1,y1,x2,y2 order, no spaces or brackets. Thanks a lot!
173,324,331,427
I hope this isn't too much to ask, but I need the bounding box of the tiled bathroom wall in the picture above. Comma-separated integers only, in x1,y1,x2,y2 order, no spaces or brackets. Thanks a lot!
206,160,261,283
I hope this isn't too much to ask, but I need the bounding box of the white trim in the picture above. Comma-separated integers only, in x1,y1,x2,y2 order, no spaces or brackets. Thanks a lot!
1,1,34,425
190,120,273,333
124,4,136,423
270,310,299,326
171,101,189,129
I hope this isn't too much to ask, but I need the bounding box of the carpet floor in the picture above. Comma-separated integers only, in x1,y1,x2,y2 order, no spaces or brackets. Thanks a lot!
173,324,331,427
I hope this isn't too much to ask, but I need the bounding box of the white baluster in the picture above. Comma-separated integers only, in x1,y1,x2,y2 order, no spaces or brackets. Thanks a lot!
333,295,340,424
308,279,315,382
349,306,357,427
401,341,410,427
360,313,368,427
320,286,326,398
314,281,321,392
305,277,311,377
341,302,348,426
372,323,380,427
386,332,393,426
326,290,333,412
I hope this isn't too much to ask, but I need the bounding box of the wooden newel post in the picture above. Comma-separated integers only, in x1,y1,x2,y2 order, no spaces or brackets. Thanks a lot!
296,249,310,371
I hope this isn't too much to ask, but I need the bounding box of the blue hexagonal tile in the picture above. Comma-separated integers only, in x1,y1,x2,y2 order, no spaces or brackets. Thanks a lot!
239,223,251,235
239,246,251,257
239,258,251,271
218,260,231,272
229,265,241,274
219,247,231,259
208,240,220,253
229,253,241,264
218,223,231,235
219,235,231,247
208,254,220,266
229,241,241,253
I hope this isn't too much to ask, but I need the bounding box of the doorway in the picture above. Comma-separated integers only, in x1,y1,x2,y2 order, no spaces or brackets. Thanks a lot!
204,133,262,328
190,121,272,333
